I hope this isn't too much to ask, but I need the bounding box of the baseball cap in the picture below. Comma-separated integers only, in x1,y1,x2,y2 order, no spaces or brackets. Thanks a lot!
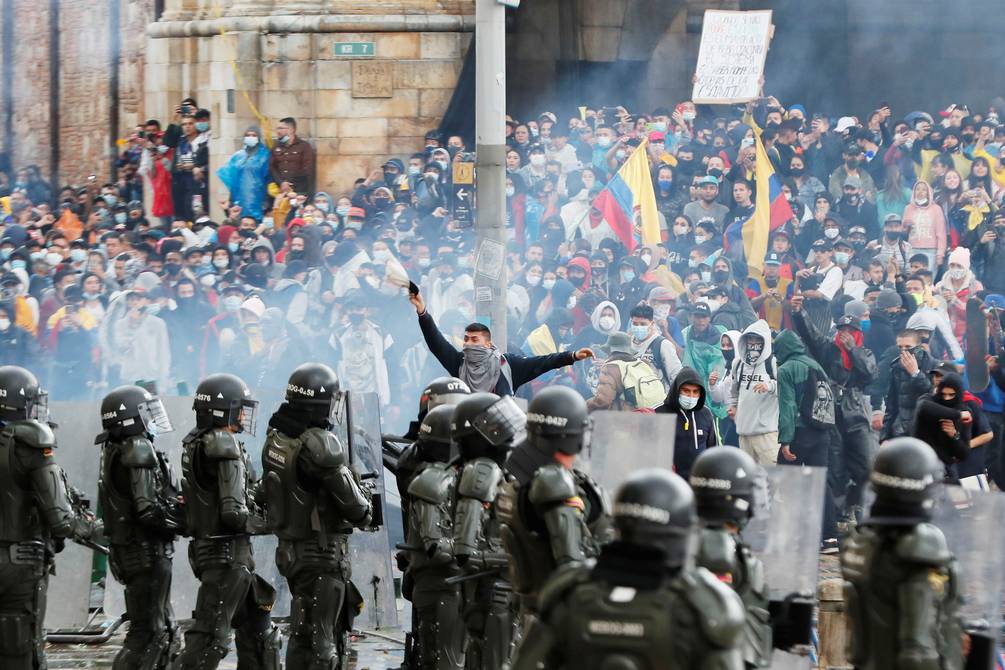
648,286,677,302
843,142,863,155
812,239,834,252
835,117,857,133
833,238,854,250
884,213,903,224
696,175,720,187
844,175,863,189
706,286,728,299
764,253,782,266
690,302,712,317
347,207,366,219
649,131,666,142
848,225,867,236
835,314,861,331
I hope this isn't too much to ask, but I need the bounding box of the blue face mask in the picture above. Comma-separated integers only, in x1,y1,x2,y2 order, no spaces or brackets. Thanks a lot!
0,249,11,261
228,242,240,253
630,324,649,341
336,206,351,217
10,260,25,271
658,179,673,190
622,271,635,283
115,212,128,224
860,319,871,333
196,121,210,133
652,122,668,133
678,394,699,411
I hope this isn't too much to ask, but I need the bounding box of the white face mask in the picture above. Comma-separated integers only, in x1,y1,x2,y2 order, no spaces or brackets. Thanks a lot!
530,154,546,167
707,299,722,313
824,228,840,239
653,304,671,320
542,279,556,290
599,315,616,331
678,394,699,410
373,249,392,263
694,235,709,244
0,319,10,331
640,253,652,266
213,257,229,269
526,275,541,287
673,225,689,236
949,267,966,280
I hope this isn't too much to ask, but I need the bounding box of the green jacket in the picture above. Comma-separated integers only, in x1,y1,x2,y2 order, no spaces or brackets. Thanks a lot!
774,330,829,444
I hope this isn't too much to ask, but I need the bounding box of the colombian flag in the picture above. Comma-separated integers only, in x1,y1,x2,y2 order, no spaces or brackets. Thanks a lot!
590,140,661,252
723,130,794,277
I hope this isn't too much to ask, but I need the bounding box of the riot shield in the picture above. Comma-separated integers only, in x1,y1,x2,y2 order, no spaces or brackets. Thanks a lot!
929,485,1005,669
331,390,399,630
576,411,676,491
742,464,826,666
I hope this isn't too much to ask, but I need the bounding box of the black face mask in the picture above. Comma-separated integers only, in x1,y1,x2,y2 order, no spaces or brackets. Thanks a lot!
723,349,735,367
348,312,364,325
764,277,779,288
164,262,181,276
373,197,391,211
707,168,723,179
790,167,805,177
288,250,304,260
712,269,730,284
845,158,859,169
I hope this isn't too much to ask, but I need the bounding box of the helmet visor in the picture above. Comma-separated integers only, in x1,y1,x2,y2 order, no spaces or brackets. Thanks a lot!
29,391,48,423
137,398,174,434
239,400,259,436
427,392,469,411
472,396,526,447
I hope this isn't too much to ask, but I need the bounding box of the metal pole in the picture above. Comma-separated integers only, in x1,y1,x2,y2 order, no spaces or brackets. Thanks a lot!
473,0,508,349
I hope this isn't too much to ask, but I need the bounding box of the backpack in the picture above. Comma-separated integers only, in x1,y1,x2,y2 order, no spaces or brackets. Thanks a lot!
800,364,836,429
610,359,666,410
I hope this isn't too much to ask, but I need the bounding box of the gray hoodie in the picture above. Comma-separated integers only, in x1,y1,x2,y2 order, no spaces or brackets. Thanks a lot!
729,319,779,436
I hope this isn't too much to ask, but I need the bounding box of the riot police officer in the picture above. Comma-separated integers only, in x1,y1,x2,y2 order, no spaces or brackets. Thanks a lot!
510,468,745,670
451,392,526,670
690,447,771,668
175,373,281,670
261,363,373,670
0,365,103,670
404,404,466,670
97,385,183,669
499,385,610,620
841,437,964,670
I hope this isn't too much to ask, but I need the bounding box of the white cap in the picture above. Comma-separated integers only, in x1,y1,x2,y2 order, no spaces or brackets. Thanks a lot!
835,117,857,133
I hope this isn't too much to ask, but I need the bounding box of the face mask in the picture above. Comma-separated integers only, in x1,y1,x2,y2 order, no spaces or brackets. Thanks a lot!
700,271,711,283
82,291,101,301
146,303,162,316
860,319,871,333
615,149,627,161
373,249,392,263
596,136,613,149
694,235,709,244
630,324,649,341
949,268,966,280
640,253,652,266
10,259,25,271
790,167,805,176
824,228,840,239
835,251,850,265
707,299,722,313
417,258,431,268
243,135,259,148
653,304,671,320
599,315,616,331
348,312,365,325
567,296,577,309
223,295,242,312
279,135,290,144
0,318,10,332
678,394,698,410
213,257,230,269
526,275,541,287
542,278,556,290
910,292,924,305
915,198,928,206
711,269,729,284
683,111,696,122
45,252,63,267
407,164,421,176
164,262,182,275
113,212,128,225
157,145,169,155
193,121,209,133
657,179,673,191
527,153,547,168
845,158,859,169
621,271,635,283
435,160,449,171
673,225,689,236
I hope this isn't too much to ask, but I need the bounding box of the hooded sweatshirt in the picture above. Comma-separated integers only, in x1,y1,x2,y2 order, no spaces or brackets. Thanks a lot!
710,256,758,325
729,320,779,436
903,180,947,257
709,330,741,406
912,372,970,474
655,366,717,479
774,330,829,444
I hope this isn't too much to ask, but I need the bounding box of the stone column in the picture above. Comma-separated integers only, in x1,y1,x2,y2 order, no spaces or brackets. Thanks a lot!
271,0,324,14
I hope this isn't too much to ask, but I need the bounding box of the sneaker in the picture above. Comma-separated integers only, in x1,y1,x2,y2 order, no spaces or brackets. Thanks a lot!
820,537,840,554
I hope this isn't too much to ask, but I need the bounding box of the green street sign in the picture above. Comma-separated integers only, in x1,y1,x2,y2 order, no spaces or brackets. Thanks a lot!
333,42,375,58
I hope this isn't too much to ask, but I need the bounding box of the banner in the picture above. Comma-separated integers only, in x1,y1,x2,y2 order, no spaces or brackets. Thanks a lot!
692,10,773,104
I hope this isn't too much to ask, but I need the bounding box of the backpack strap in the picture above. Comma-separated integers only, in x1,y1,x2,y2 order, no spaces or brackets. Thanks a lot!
647,336,671,382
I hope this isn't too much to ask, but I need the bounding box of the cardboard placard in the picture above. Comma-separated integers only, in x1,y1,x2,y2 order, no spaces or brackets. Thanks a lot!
692,10,773,104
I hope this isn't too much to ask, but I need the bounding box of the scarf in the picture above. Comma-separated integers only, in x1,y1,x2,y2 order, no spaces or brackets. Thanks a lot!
459,345,502,392
834,330,864,370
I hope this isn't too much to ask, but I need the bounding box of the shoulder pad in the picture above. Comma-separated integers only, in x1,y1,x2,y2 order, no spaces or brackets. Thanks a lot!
408,464,454,504
681,568,745,648
11,420,56,449
458,458,502,502
697,528,738,577
120,436,158,468
538,564,591,617
529,465,578,506
740,545,767,596
300,427,348,468
895,523,952,566
202,429,242,459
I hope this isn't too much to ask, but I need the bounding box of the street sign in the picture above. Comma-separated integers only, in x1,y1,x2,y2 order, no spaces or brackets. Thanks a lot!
334,42,375,58
452,162,475,227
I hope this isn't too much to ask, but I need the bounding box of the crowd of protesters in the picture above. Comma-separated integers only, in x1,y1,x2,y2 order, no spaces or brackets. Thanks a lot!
2,93,1004,546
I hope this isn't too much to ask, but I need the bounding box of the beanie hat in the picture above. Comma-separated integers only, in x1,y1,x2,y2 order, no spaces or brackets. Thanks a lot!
844,300,869,320
876,289,902,311
948,246,971,271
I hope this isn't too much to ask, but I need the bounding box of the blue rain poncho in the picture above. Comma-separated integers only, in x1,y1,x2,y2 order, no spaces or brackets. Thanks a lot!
217,126,271,220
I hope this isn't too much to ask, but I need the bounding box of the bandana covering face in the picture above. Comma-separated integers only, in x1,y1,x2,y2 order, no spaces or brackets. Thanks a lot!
744,338,764,365
460,344,503,392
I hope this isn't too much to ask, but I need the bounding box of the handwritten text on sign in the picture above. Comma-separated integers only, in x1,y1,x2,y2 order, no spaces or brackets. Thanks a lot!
692,10,772,104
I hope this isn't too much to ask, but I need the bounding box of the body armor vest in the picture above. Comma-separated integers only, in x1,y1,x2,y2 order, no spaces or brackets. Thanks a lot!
0,424,46,544
99,438,178,545
180,429,254,539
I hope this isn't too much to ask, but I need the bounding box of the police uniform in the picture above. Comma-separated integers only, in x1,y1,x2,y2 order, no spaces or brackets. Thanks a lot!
175,374,281,670
0,366,102,670
261,363,373,670
97,385,183,669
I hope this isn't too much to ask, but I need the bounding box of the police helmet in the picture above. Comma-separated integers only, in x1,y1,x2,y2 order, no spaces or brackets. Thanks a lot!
689,447,763,529
285,362,341,427
451,392,526,462
100,385,173,438
613,468,697,569
419,377,471,417
193,373,259,434
866,437,943,526
526,386,590,456
0,366,47,422
417,404,456,463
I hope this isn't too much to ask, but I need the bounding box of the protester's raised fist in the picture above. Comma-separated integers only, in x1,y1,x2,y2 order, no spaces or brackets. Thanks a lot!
409,291,426,316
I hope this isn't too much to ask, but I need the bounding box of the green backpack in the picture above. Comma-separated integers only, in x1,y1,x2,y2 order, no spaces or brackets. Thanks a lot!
610,359,667,409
